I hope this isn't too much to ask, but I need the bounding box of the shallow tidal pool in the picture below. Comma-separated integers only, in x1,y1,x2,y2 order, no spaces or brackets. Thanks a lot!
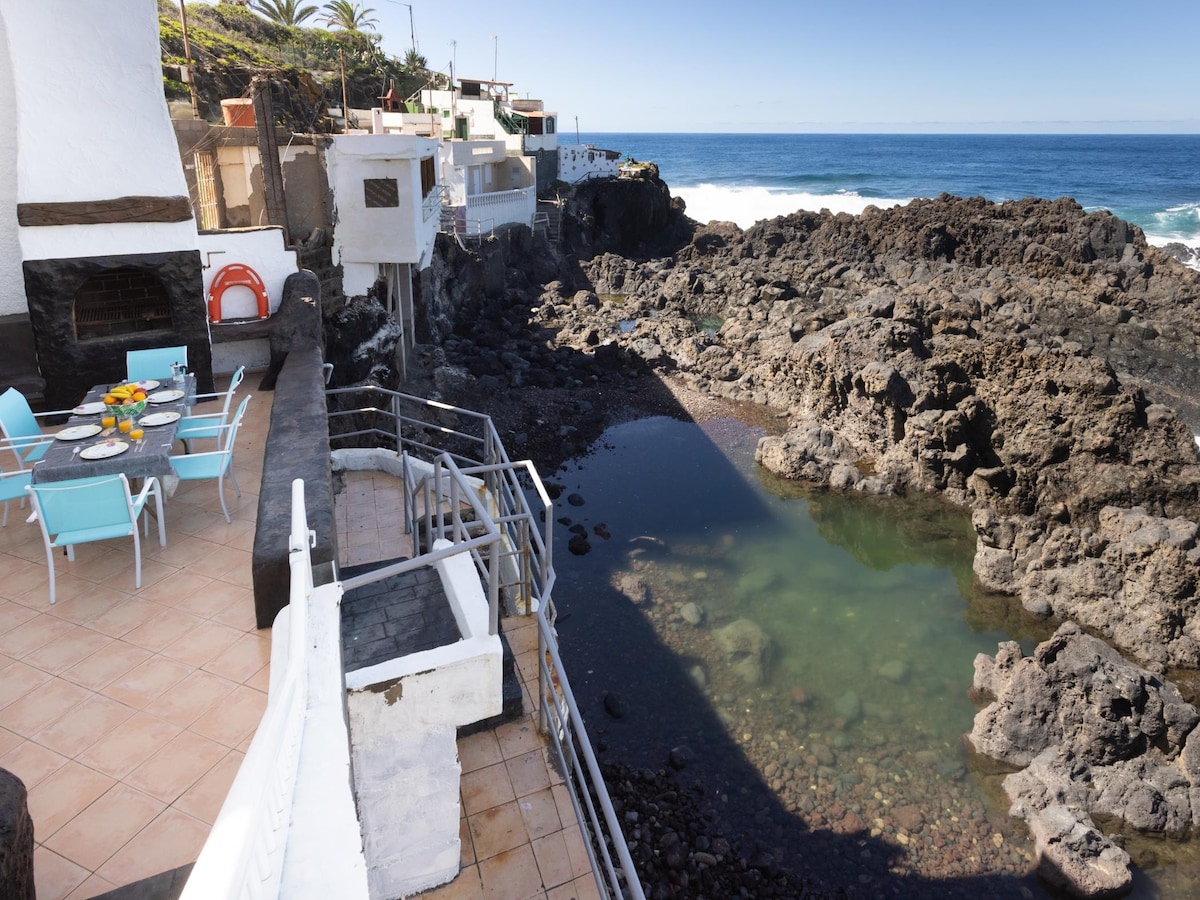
551,415,1200,898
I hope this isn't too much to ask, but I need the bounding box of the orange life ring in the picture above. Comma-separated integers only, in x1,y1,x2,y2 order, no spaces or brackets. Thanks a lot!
208,263,269,323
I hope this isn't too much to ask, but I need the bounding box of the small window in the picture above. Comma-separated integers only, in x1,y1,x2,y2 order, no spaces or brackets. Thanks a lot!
546,116,555,134
363,178,399,208
420,156,436,198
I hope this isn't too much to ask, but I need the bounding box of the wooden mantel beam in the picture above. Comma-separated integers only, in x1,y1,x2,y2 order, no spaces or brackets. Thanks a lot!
17,195,194,227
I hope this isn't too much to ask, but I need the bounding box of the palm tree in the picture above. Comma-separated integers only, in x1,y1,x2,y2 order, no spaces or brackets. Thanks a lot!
251,0,320,26
402,48,426,71
320,1,378,31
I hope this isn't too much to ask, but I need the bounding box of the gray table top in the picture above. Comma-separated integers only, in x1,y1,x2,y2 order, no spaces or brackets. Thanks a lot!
32,376,196,485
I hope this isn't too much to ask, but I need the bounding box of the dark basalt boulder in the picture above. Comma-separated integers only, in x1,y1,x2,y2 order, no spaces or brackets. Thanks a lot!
968,622,1200,897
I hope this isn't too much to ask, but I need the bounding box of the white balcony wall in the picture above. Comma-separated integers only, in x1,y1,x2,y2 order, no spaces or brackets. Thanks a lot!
462,187,536,235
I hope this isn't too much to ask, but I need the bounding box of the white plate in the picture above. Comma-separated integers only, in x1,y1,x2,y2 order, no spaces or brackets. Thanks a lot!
72,402,107,416
55,424,103,441
139,411,181,427
147,389,185,404
132,379,160,391
80,440,129,460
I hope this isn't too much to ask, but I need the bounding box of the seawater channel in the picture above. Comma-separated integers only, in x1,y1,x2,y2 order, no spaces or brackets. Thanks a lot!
549,414,1200,898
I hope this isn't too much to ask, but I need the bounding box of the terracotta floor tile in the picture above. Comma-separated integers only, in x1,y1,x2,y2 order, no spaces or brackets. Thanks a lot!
0,659,52,708
506,749,551,800
101,654,193,709
0,677,93,738
460,814,476,868
469,800,529,861
504,621,539,656
59,640,153,692
0,726,21,757
40,586,129,626
95,806,209,887
121,607,206,653
76,711,182,780
201,584,256,627
546,876,601,900
22,626,114,675
560,826,594,881
477,843,545,900
495,719,542,761
420,864,485,899
459,729,505,774
143,669,239,729
202,631,270,683
172,748,243,824
125,729,229,803
105,557,177,595
85,598,166,639
32,845,90,900
0,613,76,659
0,598,38,635
187,544,251,581
531,831,574,891
32,692,136,759
64,873,118,900
158,619,242,669
462,762,517,816
27,760,115,838
0,738,67,790
145,535,219,569
133,567,214,608
72,546,140,583
517,788,562,842
188,683,265,747
43,781,166,872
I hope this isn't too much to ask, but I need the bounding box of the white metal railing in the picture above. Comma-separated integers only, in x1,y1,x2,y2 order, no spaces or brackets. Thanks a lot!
464,186,535,231
325,386,643,898
180,480,313,900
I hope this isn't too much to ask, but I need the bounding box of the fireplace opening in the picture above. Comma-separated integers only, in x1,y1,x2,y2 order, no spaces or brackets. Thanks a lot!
73,267,174,341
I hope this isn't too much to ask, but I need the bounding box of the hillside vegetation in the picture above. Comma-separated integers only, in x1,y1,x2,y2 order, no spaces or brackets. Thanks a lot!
158,1,440,131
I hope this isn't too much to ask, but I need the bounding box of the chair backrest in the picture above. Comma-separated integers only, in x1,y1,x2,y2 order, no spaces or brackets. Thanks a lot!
0,388,42,461
27,474,135,537
223,395,251,452
219,366,246,420
126,345,188,382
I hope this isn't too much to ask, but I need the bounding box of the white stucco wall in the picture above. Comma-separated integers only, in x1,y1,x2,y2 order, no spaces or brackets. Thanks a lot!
1,0,198,264
327,134,440,295
199,227,298,319
559,145,621,185
0,9,22,316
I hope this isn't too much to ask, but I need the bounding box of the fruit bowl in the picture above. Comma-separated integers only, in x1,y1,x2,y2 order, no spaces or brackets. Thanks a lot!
111,399,146,419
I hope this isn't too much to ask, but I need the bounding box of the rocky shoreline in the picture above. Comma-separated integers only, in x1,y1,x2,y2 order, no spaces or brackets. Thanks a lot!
328,168,1200,896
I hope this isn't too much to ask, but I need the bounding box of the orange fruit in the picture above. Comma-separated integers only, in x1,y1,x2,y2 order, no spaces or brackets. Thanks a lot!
103,394,117,405
133,391,146,401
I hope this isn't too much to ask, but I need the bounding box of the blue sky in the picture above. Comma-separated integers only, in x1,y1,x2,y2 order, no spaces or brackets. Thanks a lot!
197,1,1200,133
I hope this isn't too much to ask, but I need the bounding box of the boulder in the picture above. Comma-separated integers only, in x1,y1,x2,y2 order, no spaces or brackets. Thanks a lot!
713,618,771,685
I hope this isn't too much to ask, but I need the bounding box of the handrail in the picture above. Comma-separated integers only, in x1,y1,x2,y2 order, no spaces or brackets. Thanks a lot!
180,480,312,900
325,384,642,898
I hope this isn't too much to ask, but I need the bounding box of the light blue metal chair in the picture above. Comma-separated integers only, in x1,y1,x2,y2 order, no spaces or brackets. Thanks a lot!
26,473,167,605
0,437,51,526
170,395,250,523
0,387,72,465
175,366,245,454
126,345,188,382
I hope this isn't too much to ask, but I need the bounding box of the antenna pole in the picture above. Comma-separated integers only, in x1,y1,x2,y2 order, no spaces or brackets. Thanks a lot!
178,0,200,119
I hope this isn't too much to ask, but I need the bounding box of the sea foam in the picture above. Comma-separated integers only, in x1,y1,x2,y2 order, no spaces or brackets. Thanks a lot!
673,183,912,230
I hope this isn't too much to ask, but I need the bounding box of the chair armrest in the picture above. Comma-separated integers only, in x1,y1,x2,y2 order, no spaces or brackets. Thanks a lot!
132,476,161,505
169,450,229,462
31,408,82,419
178,412,226,425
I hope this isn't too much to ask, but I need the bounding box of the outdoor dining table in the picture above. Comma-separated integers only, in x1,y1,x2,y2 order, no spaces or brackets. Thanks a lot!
32,375,196,486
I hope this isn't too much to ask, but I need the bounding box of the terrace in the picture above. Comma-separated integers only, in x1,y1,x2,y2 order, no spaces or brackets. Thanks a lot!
0,370,636,899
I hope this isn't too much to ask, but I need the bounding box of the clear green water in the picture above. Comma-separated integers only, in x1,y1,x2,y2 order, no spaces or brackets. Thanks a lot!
553,415,1200,896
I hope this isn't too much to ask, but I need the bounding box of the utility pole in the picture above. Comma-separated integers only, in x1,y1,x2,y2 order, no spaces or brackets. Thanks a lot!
178,0,200,119
491,34,498,83
339,48,349,133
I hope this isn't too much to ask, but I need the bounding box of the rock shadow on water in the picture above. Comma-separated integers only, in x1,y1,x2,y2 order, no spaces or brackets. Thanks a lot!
554,416,1049,897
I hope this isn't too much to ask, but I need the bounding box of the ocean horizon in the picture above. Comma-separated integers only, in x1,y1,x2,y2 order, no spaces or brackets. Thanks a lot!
577,132,1200,262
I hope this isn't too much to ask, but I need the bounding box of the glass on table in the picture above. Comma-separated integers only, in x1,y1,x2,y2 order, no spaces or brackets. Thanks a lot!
129,427,144,441
101,414,116,429
117,416,133,434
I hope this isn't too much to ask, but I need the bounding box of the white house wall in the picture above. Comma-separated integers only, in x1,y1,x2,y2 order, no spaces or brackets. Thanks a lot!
1,0,197,265
0,9,21,316
199,227,298,320
559,145,621,185
327,134,439,297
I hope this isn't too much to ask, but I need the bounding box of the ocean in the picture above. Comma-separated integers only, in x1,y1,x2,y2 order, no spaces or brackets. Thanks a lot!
578,133,1200,262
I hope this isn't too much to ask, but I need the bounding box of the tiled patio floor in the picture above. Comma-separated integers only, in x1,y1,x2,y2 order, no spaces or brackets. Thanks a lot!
0,373,265,899
0,382,595,899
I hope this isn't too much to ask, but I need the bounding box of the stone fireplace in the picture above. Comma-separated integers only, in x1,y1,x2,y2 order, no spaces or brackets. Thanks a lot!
23,250,215,410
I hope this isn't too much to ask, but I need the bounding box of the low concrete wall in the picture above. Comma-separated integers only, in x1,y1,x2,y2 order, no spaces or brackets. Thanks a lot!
252,342,337,628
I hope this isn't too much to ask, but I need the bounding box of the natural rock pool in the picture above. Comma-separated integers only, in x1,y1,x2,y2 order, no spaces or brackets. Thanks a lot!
551,414,1200,898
